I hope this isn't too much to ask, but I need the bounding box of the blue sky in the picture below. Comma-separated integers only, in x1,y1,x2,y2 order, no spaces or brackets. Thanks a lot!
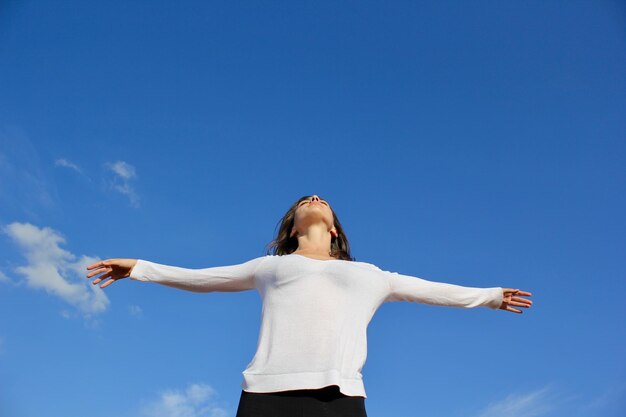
1,1,625,416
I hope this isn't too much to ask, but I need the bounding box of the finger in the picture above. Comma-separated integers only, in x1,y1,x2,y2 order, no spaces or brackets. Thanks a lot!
100,278,116,289
507,300,531,308
93,272,112,285
511,296,533,305
88,268,111,281
86,262,101,270
506,306,523,314
503,289,532,297
86,266,110,279
86,260,109,270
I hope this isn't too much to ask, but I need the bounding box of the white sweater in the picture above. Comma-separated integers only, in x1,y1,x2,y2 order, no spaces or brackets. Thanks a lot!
129,253,503,398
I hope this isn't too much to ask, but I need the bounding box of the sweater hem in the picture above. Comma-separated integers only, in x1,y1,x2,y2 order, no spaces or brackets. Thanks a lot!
241,369,367,398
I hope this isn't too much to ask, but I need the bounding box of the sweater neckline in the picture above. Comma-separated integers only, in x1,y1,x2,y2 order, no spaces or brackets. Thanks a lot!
289,253,344,262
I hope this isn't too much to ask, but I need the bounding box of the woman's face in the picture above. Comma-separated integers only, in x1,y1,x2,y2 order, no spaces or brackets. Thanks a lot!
291,195,337,238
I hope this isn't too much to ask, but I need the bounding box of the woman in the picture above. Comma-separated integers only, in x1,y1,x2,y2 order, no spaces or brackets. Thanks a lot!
86,194,532,417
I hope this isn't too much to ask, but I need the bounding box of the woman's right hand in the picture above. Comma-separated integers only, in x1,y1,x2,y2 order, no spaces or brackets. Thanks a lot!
499,288,533,313
86,258,138,289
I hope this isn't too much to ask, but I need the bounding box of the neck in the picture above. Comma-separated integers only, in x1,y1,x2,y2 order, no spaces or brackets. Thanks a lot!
294,224,333,256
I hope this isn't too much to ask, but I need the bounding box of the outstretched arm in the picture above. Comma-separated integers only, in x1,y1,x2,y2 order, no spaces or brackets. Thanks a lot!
382,268,533,312
86,256,267,293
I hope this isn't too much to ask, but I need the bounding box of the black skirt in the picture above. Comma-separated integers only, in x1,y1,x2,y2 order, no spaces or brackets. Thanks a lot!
235,385,368,417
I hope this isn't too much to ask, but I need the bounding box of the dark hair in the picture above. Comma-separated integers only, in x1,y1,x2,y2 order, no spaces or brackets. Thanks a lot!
265,195,355,261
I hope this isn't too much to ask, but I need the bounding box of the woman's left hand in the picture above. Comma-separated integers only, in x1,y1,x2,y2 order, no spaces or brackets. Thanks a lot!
500,288,533,313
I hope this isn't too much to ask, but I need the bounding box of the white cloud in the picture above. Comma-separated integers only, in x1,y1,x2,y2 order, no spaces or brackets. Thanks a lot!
475,382,626,417
129,304,143,317
54,158,83,174
105,160,140,208
476,385,555,417
585,382,626,415
141,383,229,417
0,127,58,212
2,222,110,318
0,269,12,284
54,158,93,182
110,160,137,179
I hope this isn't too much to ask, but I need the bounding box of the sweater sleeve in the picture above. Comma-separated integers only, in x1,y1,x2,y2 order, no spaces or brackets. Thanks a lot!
128,256,267,293
373,265,502,309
